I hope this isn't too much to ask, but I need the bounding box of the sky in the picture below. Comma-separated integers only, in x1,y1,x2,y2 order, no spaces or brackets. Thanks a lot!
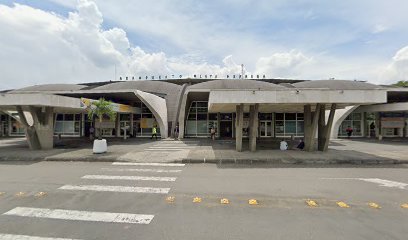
0,0,407,90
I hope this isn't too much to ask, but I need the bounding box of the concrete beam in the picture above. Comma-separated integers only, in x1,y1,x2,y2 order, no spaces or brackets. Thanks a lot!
235,104,244,152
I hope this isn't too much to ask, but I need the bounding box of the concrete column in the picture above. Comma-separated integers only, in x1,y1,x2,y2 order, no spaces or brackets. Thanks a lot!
249,104,259,152
318,104,336,152
375,112,381,138
217,112,220,139
318,104,326,150
304,105,311,151
17,106,41,150
130,113,134,137
29,106,54,150
235,104,244,152
304,104,321,152
115,113,120,137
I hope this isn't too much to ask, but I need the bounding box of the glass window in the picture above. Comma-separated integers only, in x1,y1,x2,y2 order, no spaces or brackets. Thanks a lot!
297,121,304,134
186,121,197,135
197,114,207,120
286,113,296,120
285,121,296,134
297,113,304,120
275,121,284,134
196,102,207,108
56,114,64,121
75,114,81,121
209,113,218,120
197,121,208,135
65,114,74,121
275,113,284,120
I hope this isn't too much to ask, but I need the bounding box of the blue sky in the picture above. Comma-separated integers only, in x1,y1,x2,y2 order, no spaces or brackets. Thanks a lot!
0,0,407,89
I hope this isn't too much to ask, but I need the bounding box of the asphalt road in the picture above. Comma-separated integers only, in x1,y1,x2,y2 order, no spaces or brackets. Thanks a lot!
0,161,407,240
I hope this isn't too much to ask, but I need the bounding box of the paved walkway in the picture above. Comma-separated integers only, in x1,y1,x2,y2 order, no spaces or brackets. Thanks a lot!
0,137,408,164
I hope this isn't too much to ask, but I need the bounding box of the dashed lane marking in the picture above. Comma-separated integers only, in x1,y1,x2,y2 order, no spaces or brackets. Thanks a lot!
193,197,202,203
220,198,229,204
166,196,175,203
35,192,47,197
82,175,177,182
306,200,318,207
3,207,154,224
15,192,26,197
112,162,185,167
58,185,170,194
336,201,350,208
101,168,182,173
248,199,259,205
401,203,408,209
368,202,381,209
0,233,82,240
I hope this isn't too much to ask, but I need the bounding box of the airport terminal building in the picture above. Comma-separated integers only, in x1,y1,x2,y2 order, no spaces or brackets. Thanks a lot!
0,78,407,151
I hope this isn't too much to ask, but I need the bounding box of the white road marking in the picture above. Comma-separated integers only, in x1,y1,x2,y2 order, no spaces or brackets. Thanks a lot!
321,178,408,189
149,146,196,148
0,234,81,240
144,149,183,151
59,185,170,194
112,162,185,167
3,207,154,224
101,168,182,173
82,175,176,182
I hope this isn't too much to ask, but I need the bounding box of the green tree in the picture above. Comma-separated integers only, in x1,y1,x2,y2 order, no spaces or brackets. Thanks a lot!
393,80,408,87
87,98,117,140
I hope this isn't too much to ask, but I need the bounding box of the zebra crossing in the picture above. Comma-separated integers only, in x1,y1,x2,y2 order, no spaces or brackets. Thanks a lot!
0,162,185,239
143,140,198,152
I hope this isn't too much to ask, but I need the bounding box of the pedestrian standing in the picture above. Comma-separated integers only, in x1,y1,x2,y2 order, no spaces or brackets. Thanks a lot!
210,127,216,141
151,126,158,140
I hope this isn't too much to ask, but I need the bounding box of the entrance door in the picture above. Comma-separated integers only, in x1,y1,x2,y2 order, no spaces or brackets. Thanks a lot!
259,121,272,137
220,121,232,138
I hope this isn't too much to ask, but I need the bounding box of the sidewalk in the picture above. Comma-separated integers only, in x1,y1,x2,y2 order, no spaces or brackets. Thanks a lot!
0,137,407,164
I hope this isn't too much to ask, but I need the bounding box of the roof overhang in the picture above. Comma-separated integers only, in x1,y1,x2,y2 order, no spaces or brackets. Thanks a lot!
0,93,83,112
208,89,387,112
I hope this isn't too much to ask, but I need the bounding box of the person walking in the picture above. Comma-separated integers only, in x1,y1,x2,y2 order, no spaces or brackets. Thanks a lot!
346,126,353,139
174,125,179,140
151,126,158,140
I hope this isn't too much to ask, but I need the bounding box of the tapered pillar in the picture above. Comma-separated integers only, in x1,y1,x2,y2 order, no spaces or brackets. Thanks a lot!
304,103,321,152
249,104,259,152
317,104,336,151
235,104,244,152
318,105,326,151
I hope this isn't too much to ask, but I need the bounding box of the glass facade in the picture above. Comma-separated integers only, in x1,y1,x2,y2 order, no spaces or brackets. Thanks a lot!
338,112,362,137
132,102,159,137
186,101,215,137
54,114,81,136
275,113,304,137
9,113,25,136
185,101,305,138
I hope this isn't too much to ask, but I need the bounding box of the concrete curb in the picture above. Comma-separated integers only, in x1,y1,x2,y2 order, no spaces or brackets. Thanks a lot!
177,158,408,165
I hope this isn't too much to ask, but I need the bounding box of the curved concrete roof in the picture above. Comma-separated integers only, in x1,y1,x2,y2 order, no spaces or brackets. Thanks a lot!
12,84,87,92
292,80,381,90
94,80,181,93
94,80,182,122
187,79,287,90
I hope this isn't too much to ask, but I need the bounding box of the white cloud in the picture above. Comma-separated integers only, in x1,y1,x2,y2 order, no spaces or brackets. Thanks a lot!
255,50,312,78
0,0,405,90
382,46,408,83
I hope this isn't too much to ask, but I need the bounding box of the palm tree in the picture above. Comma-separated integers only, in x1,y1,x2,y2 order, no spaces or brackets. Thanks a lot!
87,98,117,140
